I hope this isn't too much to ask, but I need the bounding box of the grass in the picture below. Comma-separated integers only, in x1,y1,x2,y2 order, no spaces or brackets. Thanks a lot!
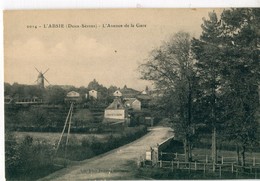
6,125,148,181
193,148,260,158
136,167,259,179
12,131,111,145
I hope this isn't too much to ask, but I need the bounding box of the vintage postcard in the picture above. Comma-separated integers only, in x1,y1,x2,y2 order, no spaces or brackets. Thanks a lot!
4,9,260,180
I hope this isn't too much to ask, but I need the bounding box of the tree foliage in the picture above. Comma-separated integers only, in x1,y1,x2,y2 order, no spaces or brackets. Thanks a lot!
192,8,260,166
140,8,260,166
140,31,198,161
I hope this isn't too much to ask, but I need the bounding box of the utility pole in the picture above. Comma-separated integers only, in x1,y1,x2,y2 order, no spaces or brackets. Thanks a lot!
55,102,74,157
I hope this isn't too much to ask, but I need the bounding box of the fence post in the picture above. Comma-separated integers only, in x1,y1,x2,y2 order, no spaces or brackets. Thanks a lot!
176,152,178,160
171,161,174,172
221,156,224,164
177,161,180,169
253,157,255,166
219,165,222,178
160,160,162,168
189,162,191,173
236,166,238,178
206,155,208,163
232,163,234,173
204,163,206,174
137,158,140,168
195,161,197,171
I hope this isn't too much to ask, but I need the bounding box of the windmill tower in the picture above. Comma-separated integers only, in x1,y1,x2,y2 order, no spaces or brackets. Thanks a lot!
35,67,50,89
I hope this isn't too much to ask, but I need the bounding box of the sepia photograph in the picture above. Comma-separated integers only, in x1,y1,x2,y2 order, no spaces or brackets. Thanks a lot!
3,8,260,180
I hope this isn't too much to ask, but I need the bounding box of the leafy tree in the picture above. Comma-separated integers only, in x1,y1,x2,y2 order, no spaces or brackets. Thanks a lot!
87,79,109,104
192,9,260,167
4,82,12,96
4,83,44,99
219,8,260,166
5,133,20,178
139,31,198,161
192,11,223,169
44,85,66,105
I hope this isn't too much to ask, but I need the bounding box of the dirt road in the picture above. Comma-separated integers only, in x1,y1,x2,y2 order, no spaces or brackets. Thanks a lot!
38,126,174,180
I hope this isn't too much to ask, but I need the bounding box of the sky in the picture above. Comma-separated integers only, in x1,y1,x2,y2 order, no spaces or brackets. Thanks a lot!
4,9,223,91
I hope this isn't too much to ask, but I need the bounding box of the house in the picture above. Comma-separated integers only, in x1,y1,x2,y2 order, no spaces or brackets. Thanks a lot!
124,98,141,111
67,91,80,97
4,95,13,104
104,97,128,123
15,96,43,105
120,85,139,98
89,90,99,99
65,91,81,102
113,90,122,97
141,86,150,95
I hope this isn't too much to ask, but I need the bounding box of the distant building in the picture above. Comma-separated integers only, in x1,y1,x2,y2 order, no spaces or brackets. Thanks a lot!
113,90,122,97
104,97,128,122
15,96,43,105
141,86,150,95
67,91,80,97
89,90,99,99
141,90,148,95
65,91,81,102
120,85,139,98
124,98,141,111
4,95,13,104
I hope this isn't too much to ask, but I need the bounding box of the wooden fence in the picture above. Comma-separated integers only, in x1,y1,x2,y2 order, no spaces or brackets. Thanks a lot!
159,151,260,166
141,160,260,179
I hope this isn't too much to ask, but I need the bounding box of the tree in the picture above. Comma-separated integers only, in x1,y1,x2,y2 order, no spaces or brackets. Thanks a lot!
192,11,223,170
87,79,108,103
44,85,66,105
192,9,260,167
139,31,197,161
219,8,260,166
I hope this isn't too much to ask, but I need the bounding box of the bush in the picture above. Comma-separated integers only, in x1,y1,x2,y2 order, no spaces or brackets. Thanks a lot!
63,125,149,161
5,134,56,180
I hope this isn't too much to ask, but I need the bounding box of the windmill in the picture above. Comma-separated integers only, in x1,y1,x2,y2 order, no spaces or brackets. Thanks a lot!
35,67,50,88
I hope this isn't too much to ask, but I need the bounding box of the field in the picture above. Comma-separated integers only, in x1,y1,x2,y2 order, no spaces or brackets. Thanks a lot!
5,125,148,181
12,132,113,145
136,167,260,179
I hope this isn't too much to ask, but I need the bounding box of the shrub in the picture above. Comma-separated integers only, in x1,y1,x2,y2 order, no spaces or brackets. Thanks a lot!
5,134,56,180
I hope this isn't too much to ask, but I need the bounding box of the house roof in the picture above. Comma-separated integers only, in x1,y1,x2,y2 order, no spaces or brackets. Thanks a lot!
124,98,140,105
137,94,152,100
120,87,140,98
89,89,97,92
113,90,122,97
106,98,126,110
67,91,80,97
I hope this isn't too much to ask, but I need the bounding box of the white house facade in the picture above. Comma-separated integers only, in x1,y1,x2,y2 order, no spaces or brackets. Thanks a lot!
89,90,98,99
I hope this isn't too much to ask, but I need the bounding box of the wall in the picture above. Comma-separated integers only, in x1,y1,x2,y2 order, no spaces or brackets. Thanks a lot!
104,109,126,120
132,100,141,111
147,135,175,165
67,91,80,97
89,90,98,99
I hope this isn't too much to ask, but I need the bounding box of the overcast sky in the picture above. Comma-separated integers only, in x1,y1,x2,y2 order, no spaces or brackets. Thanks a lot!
4,9,223,91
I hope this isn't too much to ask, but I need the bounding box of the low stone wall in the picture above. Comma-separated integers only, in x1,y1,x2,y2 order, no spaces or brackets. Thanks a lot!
145,135,175,165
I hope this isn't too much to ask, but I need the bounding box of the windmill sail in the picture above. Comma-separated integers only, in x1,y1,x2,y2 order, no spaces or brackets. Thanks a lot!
35,67,50,88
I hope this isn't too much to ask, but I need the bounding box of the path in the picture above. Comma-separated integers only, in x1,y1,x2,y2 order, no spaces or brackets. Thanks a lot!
38,126,174,180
